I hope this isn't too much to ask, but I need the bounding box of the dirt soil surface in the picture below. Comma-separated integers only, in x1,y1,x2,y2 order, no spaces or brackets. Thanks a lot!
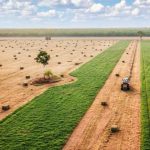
0,39,117,120
63,40,141,150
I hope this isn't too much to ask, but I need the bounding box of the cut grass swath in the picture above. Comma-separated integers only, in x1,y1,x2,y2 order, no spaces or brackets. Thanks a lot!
0,41,129,150
141,40,150,150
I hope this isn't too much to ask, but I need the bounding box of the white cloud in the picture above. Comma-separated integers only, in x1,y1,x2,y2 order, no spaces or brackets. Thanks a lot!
37,10,57,17
38,0,93,7
115,0,126,10
134,0,150,5
131,8,140,16
71,0,92,7
88,3,104,13
0,0,37,17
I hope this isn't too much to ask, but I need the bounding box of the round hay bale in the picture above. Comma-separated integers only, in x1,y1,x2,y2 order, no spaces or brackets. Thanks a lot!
75,62,80,66
26,75,30,79
60,74,64,78
20,67,24,70
111,125,119,133
2,105,10,111
115,73,120,77
23,82,28,87
101,101,108,106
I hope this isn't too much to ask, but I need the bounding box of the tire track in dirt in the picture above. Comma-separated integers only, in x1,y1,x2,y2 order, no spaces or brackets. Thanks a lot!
102,41,141,150
63,40,141,150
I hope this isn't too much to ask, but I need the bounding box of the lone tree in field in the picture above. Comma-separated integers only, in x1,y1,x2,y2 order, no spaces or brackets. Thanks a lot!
35,51,50,67
137,31,144,40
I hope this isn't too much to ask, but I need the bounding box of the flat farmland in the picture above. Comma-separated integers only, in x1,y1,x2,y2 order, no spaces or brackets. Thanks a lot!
0,39,117,120
0,40,129,150
0,37,148,150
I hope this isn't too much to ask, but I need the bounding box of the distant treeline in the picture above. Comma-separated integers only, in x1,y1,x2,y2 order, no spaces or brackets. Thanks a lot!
0,28,149,37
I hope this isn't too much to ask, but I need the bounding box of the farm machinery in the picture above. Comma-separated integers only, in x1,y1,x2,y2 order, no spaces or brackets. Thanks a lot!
120,41,138,91
121,77,130,91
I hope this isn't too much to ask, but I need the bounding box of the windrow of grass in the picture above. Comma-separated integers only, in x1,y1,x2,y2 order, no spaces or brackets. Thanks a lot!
0,41,129,150
141,41,150,150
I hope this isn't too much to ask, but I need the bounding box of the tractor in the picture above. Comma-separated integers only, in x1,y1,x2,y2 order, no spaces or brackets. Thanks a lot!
121,77,130,91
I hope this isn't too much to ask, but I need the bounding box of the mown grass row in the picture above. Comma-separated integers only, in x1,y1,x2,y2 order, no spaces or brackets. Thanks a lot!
141,41,150,150
0,28,149,37
0,41,129,150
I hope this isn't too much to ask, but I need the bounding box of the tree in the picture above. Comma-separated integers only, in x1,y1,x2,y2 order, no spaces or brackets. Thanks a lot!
35,51,50,67
137,31,144,40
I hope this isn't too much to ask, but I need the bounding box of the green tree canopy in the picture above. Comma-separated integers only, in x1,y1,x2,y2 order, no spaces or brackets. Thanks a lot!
35,51,50,66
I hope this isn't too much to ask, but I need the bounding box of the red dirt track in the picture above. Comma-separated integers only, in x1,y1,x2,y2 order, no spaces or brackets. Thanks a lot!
63,40,141,150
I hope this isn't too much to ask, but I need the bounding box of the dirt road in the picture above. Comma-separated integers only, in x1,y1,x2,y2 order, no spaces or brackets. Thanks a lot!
63,40,141,150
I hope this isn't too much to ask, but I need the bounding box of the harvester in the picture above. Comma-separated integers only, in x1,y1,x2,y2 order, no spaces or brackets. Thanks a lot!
121,77,130,91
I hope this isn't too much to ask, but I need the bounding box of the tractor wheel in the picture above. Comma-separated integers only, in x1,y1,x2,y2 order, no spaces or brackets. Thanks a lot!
127,85,130,90
121,84,123,90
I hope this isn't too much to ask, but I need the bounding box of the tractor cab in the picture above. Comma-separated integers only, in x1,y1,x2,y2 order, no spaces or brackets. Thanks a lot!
121,77,130,91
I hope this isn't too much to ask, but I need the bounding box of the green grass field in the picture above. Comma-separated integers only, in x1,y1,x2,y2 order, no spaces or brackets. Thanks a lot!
141,41,150,150
0,41,129,150
0,28,149,37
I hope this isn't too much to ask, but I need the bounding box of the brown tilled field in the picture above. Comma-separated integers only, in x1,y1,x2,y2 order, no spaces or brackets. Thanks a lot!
0,39,116,120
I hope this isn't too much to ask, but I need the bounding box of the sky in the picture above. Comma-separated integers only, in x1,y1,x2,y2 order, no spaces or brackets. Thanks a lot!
0,0,149,28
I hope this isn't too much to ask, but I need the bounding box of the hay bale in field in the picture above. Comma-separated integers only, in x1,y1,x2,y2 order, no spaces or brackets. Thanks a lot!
20,67,24,70
101,101,108,106
58,62,61,64
111,125,119,133
115,73,120,77
122,61,125,63
23,82,28,87
26,75,30,79
74,62,81,66
0,64,2,67
2,105,10,111
60,74,64,78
